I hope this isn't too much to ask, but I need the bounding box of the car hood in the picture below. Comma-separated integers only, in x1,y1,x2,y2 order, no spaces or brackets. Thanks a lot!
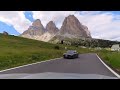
0,72,118,79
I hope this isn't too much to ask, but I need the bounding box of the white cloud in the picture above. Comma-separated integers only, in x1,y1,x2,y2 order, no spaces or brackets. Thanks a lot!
0,11,32,33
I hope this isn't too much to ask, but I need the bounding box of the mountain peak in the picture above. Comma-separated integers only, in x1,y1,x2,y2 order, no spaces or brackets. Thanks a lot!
67,15,76,18
47,21,55,27
21,19,46,36
46,21,59,34
59,15,91,38
32,19,43,28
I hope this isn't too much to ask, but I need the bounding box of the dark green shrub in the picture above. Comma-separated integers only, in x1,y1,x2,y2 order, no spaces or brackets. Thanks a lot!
54,45,60,50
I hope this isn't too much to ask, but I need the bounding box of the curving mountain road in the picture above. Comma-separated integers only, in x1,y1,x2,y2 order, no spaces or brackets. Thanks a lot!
0,53,118,79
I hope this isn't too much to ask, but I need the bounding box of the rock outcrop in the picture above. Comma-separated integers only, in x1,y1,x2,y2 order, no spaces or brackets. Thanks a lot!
58,15,91,38
21,20,59,42
3,31,9,35
46,21,59,34
21,19,46,36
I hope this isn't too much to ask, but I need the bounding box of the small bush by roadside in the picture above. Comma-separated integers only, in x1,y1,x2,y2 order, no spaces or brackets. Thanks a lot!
54,45,60,50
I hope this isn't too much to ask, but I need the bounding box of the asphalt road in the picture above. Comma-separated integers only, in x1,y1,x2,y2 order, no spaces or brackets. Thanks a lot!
0,53,117,77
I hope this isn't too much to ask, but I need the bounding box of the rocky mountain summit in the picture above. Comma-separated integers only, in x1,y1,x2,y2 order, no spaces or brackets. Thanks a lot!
46,21,59,34
58,15,91,38
21,19,46,36
21,15,92,42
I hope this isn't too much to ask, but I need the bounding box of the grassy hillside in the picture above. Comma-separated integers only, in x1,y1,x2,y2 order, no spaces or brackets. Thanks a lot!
0,34,120,73
97,50,120,72
0,34,69,70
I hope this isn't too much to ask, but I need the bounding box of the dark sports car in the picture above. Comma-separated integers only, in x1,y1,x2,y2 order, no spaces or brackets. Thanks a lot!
63,50,79,59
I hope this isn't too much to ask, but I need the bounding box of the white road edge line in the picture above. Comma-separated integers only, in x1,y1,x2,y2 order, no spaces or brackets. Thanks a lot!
96,54,120,79
0,57,62,73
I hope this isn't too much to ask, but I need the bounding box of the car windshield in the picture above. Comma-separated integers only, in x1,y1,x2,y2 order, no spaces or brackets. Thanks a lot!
67,50,76,53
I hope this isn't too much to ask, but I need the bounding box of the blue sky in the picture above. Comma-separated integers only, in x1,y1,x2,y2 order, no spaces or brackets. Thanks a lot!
0,11,34,36
0,11,120,41
0,21,20,35
24,11,34,22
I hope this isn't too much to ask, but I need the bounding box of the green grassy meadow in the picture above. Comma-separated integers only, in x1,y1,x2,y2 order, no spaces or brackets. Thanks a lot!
0,34,68,70
97,50,120,72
